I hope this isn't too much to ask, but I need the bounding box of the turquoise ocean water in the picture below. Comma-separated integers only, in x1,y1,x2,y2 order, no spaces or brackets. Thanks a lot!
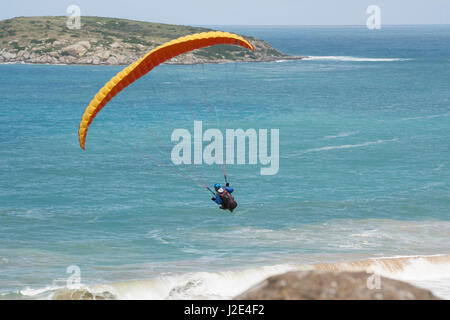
0,26,449,299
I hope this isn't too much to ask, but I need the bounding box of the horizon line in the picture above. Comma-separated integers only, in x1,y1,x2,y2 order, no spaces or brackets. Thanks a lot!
1,15,449,27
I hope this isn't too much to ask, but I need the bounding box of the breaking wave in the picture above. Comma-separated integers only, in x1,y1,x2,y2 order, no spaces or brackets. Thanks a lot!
28,254,449,300
51,264,300,300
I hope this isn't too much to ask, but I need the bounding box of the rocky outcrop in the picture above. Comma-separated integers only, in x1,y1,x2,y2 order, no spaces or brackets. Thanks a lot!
62,41,91,57
0,16,305,66
0,42,303,66
235,271,440,300
2,51,16,60
53,288,115,300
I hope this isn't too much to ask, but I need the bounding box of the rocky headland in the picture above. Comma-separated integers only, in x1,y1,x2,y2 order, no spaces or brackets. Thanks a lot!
0,16,304,65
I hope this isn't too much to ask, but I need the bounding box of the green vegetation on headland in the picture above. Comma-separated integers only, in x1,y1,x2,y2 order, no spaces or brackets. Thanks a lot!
0,16,304,65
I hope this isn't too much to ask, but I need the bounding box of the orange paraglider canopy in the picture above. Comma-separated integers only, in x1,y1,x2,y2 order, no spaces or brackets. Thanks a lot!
78,31,254,149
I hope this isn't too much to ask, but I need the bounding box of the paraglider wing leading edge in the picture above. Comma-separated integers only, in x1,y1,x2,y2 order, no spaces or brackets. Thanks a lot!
78,31,254,150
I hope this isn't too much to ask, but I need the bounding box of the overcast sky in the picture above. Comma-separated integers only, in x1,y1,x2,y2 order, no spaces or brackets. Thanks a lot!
1,0,449,25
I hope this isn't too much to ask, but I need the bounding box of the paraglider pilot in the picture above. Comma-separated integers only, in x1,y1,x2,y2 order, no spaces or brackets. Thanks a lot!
211,183,237,212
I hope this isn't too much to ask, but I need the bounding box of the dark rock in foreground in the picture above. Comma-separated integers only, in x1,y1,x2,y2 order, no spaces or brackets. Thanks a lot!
235,271,440,300
53,289,115,300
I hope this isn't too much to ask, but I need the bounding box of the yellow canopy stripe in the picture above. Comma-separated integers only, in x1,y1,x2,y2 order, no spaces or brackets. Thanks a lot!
78,31,254,149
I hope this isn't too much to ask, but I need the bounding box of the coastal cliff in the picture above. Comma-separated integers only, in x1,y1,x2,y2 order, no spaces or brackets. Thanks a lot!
0,16,303,65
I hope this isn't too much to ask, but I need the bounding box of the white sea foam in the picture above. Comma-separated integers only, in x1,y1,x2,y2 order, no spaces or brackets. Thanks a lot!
303,138,399,154
20,284,63,297
401,111,450,121
18,219,450,300
303,56,411,62
52,264,302,300
146,229,171,244
313,255,450,299
324,131,359,139
42,254,450,300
